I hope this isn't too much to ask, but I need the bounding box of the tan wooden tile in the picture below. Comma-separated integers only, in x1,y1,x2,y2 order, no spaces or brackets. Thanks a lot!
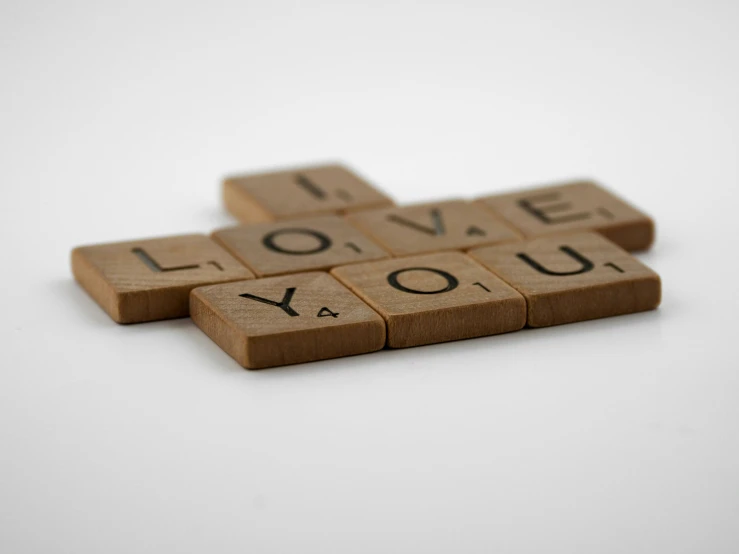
331,252,526,348
468,232,661,327
71,234,254,323
212,215,390,277
345,200,521,257
190,272,386,369
223,163,394,223
477,180,654,251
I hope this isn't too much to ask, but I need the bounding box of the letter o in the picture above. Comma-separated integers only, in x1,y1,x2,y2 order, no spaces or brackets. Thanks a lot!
262,228,332,255
386,267,459,294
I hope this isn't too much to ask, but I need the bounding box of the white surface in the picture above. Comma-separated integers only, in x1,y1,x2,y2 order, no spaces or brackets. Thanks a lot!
2,1,738,552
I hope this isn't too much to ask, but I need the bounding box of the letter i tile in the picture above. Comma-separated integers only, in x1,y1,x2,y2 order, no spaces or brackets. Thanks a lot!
223,164,394,223
190,272,386,369
468,232,661,327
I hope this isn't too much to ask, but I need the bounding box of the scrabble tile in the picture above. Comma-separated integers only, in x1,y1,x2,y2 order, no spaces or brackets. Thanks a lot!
190,272,386,369
331,252,526,348
345,200,521,257
477,180,654,251
212,215,390,277
468,232,661,327
71,234,254,323
223,163,394,223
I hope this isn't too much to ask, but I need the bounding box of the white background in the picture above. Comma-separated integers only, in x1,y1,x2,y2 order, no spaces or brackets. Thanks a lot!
2,1,738,552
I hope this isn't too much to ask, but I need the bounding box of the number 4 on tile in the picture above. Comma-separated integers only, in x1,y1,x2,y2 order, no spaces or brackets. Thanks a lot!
317,307,339,318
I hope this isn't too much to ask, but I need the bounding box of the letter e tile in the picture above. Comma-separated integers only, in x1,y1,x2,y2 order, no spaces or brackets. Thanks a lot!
477,180,654,251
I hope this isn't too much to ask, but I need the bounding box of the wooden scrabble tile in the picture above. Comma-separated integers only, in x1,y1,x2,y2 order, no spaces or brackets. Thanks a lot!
477,180,654,251
468,232,661,327
331,252,526,348
71,234,254,323
190,272,386,369
345,200,521,257
212,215,390,277
223,163,394,223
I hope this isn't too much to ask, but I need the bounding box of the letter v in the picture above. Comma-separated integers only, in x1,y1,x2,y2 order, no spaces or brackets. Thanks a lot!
387,208,445,236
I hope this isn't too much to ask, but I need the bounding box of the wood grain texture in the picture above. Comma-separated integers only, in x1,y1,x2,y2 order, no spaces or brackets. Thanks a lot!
223,163,394,223
71,234,254,323
190,272,386,369
468,232,661,327
331,252,526,348
345,200,521,257
477,180,655,251
212,215,390,277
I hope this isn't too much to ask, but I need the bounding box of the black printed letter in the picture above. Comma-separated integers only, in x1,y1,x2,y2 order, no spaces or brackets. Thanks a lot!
517,193,590,225
262,229,332,255
387,209,445,236
239,287,300,316
132,248,222,272
386,267,459,294
517,246,594,276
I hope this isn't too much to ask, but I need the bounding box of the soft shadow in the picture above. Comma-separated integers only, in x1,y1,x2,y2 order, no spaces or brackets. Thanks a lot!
52,278,119,327
52,278,206,334
56,275,667,380
228,308,667,381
